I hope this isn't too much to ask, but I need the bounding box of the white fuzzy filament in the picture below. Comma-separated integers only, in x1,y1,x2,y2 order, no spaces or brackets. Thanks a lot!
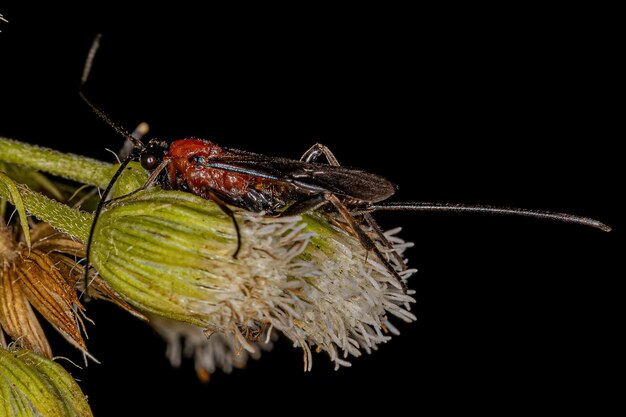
151,212,417,375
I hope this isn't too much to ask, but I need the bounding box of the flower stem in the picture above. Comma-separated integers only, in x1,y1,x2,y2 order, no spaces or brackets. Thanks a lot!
0,180,91,242
0,137,113,188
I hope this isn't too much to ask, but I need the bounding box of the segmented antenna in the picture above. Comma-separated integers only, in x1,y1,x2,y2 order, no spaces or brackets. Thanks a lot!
79,34,146,298
79,34,144,149
364,202,611,232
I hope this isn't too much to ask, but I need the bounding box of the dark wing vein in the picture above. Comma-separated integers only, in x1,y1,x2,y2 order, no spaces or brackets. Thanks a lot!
201,150,397,202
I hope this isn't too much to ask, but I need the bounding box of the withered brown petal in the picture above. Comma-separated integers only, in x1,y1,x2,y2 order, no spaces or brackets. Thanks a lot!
34,237,84,254
0,266,52,357
26,221,58,243
29,222,84,254
14,250,87,350
52,254,147,321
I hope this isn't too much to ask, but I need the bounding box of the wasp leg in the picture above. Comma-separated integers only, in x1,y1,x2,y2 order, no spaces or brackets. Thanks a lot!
103,157,170,205
276,194,328,217
326,194,408,293
300,143,340,165
204,191,242,259
359,211,409,273
300,143,410,277
270,188,407,288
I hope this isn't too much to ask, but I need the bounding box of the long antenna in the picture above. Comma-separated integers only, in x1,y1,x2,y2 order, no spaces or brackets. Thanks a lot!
79,34,146,298
79,34,144,149
364,202,611,232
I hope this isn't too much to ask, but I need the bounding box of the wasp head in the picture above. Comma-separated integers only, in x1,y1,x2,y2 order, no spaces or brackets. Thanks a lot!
140,139,170,170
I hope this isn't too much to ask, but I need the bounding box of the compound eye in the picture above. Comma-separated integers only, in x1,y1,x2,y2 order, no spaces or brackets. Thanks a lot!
141,153,159,170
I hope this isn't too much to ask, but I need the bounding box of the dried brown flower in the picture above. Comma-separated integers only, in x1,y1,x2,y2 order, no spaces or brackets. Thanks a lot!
0,220,141,358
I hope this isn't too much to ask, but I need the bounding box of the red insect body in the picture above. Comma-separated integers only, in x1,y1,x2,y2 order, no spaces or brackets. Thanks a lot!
159,138,395,213
167,139,259,201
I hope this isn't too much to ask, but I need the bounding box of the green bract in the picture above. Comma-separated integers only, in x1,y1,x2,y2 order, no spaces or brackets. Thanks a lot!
90,190,238,326
0,348,92,417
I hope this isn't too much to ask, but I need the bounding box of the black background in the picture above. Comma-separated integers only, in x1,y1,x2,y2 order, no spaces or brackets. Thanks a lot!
0,5,620,415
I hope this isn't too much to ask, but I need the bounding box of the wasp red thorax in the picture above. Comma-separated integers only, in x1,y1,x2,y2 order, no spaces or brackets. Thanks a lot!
167,139,258,204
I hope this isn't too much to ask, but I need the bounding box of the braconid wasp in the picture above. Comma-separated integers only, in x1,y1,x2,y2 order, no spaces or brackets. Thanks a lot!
80,35,610,296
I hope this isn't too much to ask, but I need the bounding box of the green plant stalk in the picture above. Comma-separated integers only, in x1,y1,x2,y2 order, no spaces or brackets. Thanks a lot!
0,180,91,242
0,137,149,241
0,137,112,188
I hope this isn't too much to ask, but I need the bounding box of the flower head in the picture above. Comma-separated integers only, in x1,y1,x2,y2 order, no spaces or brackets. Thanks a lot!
91,190,416,373
0,348,92,416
